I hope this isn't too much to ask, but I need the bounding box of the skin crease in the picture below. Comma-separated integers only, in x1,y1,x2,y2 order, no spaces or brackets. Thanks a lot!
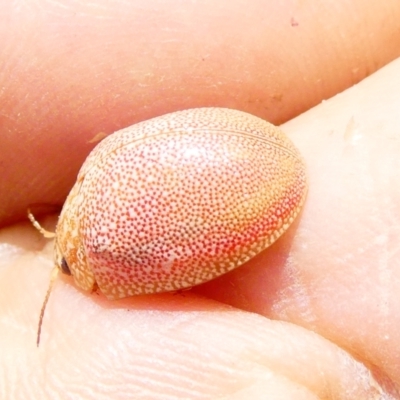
0,0,400,399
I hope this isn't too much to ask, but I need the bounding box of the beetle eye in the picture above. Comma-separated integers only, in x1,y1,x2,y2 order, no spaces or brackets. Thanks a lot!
60,257,71,275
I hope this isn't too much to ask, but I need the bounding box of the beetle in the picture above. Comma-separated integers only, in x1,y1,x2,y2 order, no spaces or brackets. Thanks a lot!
33,107,307,344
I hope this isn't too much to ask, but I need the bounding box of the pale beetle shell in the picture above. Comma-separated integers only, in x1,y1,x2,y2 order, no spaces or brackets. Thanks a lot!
55,107,307,299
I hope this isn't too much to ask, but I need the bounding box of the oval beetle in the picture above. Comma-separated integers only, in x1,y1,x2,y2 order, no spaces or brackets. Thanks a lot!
32,107,307,345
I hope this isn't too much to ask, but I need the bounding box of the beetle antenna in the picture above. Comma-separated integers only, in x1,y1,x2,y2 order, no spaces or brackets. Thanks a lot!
37,266,59,347
27,208,56,239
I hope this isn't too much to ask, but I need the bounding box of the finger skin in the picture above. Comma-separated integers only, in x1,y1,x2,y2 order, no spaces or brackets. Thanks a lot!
2,0,400,397
1,60,400,398
0,227,393,399
197,58,400,391
1,0,400,226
